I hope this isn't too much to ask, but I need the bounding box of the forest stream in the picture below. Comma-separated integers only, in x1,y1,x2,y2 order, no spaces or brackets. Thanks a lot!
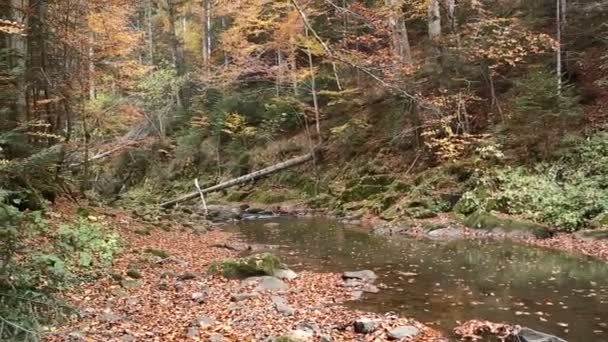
230,217,608,341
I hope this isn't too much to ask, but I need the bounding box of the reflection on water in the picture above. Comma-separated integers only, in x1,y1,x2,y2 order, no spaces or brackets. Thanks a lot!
231,217,608,341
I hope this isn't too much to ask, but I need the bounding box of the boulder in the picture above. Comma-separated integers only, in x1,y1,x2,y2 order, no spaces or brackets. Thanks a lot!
342,270,378,282
273,268,298,281
272,296,295,316
191,292,206,304
208,253,282,279
387,326,419,340
255,276,288,292
513,327,568,342
354,318,379,334
464,210,553,239
427,227,466,239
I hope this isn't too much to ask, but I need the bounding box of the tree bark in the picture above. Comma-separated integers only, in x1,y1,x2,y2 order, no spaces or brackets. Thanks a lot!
427,0,441,41
556,0,562,96
385,0,412,64
201,0,211,64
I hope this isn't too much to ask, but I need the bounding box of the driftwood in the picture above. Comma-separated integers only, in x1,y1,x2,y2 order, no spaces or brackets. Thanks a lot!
160,148,320,208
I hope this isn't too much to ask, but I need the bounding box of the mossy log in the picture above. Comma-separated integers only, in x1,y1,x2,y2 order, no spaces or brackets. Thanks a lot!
160,148,320,208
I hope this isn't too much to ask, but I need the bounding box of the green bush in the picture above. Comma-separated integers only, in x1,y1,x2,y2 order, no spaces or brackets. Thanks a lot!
459,133,608,231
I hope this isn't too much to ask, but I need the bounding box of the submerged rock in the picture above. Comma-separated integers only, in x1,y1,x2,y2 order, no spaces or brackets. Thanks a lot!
514,327,568,342
387,325,419,340
463,210,553,239
342,270,378,282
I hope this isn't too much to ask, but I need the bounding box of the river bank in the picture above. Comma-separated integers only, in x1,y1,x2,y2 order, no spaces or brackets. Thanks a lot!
44,201,445,341
156,200,608,263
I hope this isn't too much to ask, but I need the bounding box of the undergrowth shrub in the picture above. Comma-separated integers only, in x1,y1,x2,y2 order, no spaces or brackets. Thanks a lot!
0,206,120,340
461,133,608,231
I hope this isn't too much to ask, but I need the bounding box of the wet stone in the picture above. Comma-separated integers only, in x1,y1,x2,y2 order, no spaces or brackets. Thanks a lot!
342,270,378,282
387,326,419,340
354,318,379,334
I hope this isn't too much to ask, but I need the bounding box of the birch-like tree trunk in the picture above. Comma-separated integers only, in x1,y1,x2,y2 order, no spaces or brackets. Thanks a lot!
305,27,322,143
428,0,441,41
384,0,412,64
201,0,211,64
147,0,154,64
556,0,562,95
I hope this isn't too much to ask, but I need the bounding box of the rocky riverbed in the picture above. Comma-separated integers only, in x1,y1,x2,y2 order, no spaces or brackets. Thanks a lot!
45,203,445,341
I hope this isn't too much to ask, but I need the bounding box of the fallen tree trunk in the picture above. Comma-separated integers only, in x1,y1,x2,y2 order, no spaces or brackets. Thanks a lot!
160,148,319,208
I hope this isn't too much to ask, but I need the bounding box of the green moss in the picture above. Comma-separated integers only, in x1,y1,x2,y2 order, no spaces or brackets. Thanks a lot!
208,253,282,279
249,189,296,204
341,184,386,202
591,213,608,229
225,190,251,202
464,210,553,239
126,269,142,279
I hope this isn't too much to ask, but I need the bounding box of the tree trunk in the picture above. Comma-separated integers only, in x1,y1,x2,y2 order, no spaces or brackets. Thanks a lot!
147,0,155,64
427,0,441,41
556,0,562,96
305,27,322,143
201,0,211,65
385,0,412,64
160,149,319,208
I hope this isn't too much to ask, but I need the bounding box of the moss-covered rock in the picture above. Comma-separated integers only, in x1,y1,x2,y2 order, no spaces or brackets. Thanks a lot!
590,213,608,229
306,194,334,209
463,210,553,239
208,253,282,279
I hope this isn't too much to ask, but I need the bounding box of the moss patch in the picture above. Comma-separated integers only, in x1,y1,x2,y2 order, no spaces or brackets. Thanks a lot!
208,253,282,279
464,210,553,239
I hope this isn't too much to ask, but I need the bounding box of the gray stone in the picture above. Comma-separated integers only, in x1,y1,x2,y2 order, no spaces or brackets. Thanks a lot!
99,311,122,323
362,284,380,293
272,296,294,316
208,333,224,342
516,327,568,342
273,268,298,281
230,292,258,302
354,318,379,334
342,279,363,288
351,290,363,300
120,334,135,342
255,276,288,292
427,227,465,239
288,329,314,340
191,292,206,304
387,326,419,340
342,270,378,282
187,326,199,339
120,279,139,289
295,321,320,334
174,282,185,291
66,331,85,342
320,334,332,342
193,315,214,328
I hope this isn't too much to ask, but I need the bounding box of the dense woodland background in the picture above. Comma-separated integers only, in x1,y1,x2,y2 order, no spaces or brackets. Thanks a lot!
2,0,608,339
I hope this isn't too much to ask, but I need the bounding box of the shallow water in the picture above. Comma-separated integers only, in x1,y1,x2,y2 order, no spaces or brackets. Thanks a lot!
231,217,608,341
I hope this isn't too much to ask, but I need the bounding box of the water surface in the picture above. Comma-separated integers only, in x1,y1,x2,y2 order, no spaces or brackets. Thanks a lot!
232,217,608,341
